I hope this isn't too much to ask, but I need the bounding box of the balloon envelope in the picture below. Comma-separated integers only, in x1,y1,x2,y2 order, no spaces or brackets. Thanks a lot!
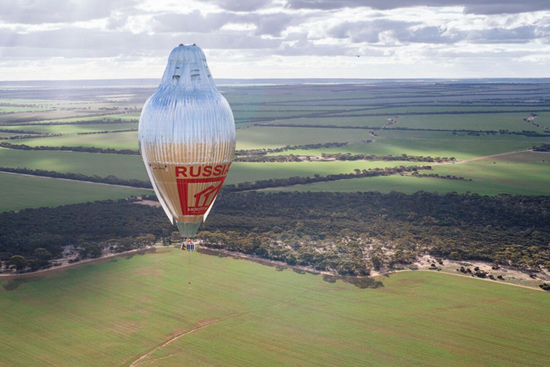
138,44,236,237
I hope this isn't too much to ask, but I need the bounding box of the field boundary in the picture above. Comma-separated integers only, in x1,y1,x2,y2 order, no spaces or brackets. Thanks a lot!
0,170,153,191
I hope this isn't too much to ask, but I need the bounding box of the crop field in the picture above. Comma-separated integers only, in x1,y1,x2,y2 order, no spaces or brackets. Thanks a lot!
225,161,421,185
386,112,549,131
2,80,550,367
0,172,151,212
1,80,549,212
0,148,148,180
266,116,389,127
280,133,548,160
0,122,138,134
15,130,139,150
273,151,550,196
274,170,550,196
0,148,421,186
0,110,95,124
236,126,375,150
29,113,140,124
1,248,549,367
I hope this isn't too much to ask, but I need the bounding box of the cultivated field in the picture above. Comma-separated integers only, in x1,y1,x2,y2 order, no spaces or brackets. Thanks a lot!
1,79,549,211
0,172,151,212
1,248,549,367
1,80,550,366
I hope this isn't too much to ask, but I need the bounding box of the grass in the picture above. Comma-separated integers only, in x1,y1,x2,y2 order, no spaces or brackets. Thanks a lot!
273,174,550,196
0,110,94,123
225,161,420,185
0,172,151,212
430,151,550,195
34,113,140,124
0,106,52,113
2,81,549,199
1,249,549,367
0,148,148,181
267,116,389,127
0,122,137,134
14,131,139,150
393,113,546,132
236,126,374,150
287,131,549,160
273,151,550,195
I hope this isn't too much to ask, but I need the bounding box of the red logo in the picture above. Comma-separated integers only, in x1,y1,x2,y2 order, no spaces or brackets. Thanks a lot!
175,165,230,216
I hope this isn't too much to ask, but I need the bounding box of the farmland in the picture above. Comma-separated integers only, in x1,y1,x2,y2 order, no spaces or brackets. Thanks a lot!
1,79,549,211
0,172,151,212
1,248,549,367
1,79,550,366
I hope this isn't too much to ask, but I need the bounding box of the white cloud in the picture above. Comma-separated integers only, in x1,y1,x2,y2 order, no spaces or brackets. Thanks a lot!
0,0,140,24
0,0,550,80
285,1,550,15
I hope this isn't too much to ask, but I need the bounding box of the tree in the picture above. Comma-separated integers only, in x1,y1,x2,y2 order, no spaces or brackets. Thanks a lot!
8,255,27,271
33,248,52,262
78,242,102,259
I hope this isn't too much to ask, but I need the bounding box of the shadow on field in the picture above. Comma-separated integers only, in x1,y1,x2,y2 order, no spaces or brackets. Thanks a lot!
125,247,157,260
323,274,384,289
3,277,41,291
197,248,233,258
197,248,384,288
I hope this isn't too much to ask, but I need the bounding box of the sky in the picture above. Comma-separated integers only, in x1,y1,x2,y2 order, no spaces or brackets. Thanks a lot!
1,0,550,80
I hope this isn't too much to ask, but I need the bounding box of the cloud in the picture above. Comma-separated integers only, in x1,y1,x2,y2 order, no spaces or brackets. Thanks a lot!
0,0,139,24
0,0,549,80
203,0,274,12
286,0,550,14
151,10,296,37
152,11,234,33
328,19,419,43
252,13,296,36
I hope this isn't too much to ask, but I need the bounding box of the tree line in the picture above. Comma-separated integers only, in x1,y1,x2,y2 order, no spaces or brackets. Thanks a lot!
533,143,550,152
0,142,139,155
2,191,549,275
0,166,152,188
258,123,550,137
234,141,356,157
0,165,434,192
223,165,432,192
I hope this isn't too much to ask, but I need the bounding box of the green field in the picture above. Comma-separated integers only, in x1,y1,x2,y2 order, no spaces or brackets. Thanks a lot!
0,122,138,134
266,115,390,127
1,249,548,367
0,172,151,212
0,148,421,187
273,172,550,196
236,126,375,150
31,113,140,124
226,161,420,185
392,112,550,132
2,81,550,367
0,148,148,181
273,151,550,195
285,131,550,160
15,131,139,150
270,108,550,131
2,80,550,209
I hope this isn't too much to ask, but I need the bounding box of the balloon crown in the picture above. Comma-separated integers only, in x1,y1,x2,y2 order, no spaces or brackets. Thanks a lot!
159,44,216,92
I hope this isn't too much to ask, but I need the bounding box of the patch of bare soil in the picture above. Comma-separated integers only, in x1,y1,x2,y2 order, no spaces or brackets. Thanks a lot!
132,200,161,207
398,254,550,290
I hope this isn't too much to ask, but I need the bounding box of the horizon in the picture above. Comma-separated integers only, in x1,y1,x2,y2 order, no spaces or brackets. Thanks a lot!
3,76,550,85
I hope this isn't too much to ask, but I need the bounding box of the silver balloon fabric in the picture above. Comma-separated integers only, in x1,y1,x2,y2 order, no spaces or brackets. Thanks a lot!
138,44,236,238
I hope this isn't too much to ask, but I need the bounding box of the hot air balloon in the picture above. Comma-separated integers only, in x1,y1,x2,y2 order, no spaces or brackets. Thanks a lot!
138,44,236,240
